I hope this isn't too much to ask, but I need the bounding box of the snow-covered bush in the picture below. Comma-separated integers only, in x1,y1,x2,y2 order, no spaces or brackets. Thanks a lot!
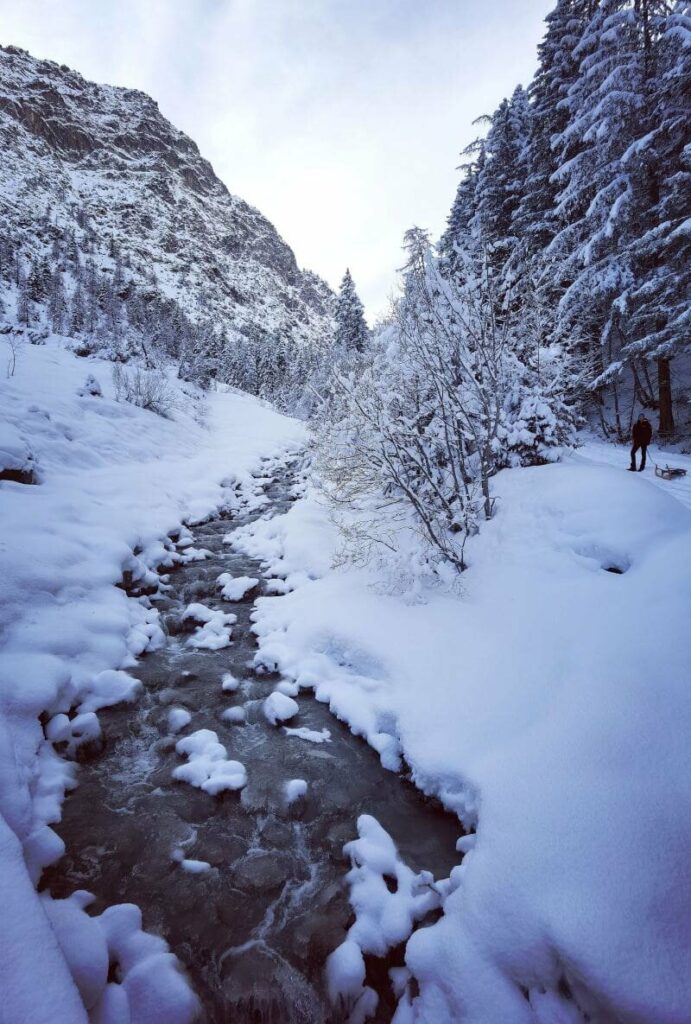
112,362,175,417
315,230,576,575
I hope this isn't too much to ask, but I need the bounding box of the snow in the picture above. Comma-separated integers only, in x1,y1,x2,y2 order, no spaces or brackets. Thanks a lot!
263,690,299,725
173,729,248,795
181,603,236,650
221,706,246,724
0,420,35,475
216,572,259,601
179,858,212,875
283,778,308,805
0,337,303,1023
221,671,240,692
77,669,141,714
38,892,201,1024
167,708,192,735
236,439,691,1023
327,815,440,1016
283,726,331,744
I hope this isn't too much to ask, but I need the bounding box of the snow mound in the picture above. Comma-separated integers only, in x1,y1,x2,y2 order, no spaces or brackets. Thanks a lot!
180,858,211,875
41,891,199,1024
216,573,259,601
46,711,101,759
284,778,308,805
173,729,247,795
0,421,35,480
78,669,141,715
327,815,440,1017
182,603,236,650
263,690,299,725
221,671,240,692
167,708,192,735
221,706,246,725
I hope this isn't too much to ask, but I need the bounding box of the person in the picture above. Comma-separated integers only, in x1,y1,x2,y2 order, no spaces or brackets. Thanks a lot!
629,413,652,471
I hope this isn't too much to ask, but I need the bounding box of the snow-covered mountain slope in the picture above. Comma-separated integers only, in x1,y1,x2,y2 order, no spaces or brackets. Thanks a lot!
0,336,304,1023
233,444,691,1023
0,44,333,345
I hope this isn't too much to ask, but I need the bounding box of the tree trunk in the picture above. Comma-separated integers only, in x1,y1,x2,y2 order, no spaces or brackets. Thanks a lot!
657,357,674,437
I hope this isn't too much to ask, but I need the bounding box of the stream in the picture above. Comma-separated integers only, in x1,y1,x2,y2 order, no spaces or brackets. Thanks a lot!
43,462,461,1023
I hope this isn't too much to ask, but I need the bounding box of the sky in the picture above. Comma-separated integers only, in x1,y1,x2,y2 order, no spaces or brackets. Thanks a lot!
0,0,554,319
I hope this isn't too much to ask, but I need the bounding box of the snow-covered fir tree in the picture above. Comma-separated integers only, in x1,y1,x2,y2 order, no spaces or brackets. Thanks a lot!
334,269,369,354
438,0,690,440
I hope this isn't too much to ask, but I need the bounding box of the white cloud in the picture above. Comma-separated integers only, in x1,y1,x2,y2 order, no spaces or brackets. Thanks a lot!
0,0,553,317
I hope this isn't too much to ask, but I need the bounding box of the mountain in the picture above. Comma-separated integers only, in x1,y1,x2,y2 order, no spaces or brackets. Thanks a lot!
0,44,333,355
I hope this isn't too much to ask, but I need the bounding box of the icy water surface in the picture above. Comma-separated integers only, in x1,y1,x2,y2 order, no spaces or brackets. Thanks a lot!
44,464,461,1023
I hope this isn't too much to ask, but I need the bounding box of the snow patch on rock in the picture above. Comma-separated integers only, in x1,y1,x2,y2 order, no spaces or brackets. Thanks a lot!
173,729,247,795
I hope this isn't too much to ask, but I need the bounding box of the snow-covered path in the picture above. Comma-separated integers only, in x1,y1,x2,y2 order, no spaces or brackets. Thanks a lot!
579,437,691,510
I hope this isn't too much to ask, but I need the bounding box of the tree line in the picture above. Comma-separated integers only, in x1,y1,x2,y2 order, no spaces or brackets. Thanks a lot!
317,0,689,578
439,0,689,438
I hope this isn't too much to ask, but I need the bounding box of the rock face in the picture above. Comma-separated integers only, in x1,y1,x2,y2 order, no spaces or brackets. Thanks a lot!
0,44,333,346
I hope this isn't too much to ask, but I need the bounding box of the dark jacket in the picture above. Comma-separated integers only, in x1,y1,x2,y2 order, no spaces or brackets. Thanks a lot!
632,418,652,446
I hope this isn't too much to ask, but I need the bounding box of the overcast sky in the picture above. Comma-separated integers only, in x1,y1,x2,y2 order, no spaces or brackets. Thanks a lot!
1,0,553,318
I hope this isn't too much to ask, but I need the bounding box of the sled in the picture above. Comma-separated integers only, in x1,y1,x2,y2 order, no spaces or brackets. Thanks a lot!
654,463,688,481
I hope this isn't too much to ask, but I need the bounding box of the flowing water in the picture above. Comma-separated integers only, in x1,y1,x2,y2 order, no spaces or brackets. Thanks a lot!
43,464,461,1023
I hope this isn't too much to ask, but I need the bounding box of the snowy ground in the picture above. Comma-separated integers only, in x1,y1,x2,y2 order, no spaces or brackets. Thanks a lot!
0,336,304,1023
3,335,690,1024
234,438,691,1023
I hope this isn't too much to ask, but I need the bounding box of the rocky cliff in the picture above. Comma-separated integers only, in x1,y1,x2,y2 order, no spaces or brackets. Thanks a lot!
0,44,333,347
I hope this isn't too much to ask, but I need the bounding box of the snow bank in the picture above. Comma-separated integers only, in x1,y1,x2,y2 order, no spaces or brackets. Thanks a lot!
0,337,303,1022
327,815,440,1017
38,891,200,1024
237,446,691,1022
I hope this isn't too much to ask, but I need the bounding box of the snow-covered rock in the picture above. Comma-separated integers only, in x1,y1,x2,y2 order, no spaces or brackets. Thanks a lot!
181,603,236,650
221,671,240,692
221,706,246,725
216,573,259,602
283,778,308,805
0,422,36,482
263,690,299,725
167,708,192,735
173,729,247,795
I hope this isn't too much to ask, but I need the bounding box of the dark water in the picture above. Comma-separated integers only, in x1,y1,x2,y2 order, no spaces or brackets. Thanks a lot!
43,464,461,1023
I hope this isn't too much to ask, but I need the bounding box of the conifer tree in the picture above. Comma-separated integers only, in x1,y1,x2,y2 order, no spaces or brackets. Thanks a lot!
335,269,369,354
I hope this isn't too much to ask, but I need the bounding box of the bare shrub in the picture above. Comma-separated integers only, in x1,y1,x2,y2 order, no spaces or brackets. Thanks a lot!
112,363,175,417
